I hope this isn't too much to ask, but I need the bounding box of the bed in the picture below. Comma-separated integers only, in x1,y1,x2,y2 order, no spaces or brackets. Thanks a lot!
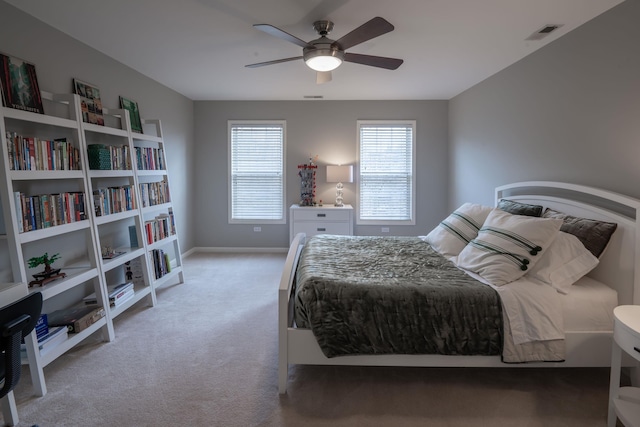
278,181,640,394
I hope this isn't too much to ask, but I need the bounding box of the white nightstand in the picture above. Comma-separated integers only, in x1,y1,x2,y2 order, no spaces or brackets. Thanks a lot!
289,204,353,243
609,305,640,427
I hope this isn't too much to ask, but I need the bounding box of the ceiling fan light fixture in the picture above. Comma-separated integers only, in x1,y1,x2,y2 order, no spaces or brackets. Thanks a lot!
304,48,344,72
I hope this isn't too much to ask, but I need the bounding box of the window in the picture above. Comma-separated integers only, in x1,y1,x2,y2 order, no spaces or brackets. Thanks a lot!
357,120,416,224
228,121,285,223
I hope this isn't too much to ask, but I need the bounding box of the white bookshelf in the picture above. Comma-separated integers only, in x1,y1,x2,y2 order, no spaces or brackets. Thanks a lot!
0,92,184,397
0,92,111,396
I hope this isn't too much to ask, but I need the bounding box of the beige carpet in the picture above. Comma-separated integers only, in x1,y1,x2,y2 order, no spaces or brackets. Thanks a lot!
6,252,620,426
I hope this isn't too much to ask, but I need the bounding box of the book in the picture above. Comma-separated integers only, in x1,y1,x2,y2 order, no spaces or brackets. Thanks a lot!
47,306,105,334
13,191,23,233
129,225,139,248
0,52,44,114
73,78,104,126
83,282,134,305
35,313,48,340
119,96,143,133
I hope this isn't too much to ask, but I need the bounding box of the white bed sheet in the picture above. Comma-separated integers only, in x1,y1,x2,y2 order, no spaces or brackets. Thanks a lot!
561,275,617,332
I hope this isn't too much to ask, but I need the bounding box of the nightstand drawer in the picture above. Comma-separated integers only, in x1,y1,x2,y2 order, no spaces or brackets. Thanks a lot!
292,222,351,237
293,209,352,222
614,319,640,363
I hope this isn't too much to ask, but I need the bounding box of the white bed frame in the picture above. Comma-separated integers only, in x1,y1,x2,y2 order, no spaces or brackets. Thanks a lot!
278,181,640,394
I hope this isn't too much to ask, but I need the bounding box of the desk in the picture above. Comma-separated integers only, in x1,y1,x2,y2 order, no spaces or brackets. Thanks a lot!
609,305,640,427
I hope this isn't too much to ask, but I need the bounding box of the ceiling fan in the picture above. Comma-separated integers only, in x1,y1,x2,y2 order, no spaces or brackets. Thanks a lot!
245,17,403,84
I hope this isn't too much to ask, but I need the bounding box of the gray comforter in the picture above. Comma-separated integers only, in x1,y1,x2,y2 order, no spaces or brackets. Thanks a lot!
294,235,503,358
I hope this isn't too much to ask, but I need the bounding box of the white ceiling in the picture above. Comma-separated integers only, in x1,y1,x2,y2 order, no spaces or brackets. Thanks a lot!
6,0,624,101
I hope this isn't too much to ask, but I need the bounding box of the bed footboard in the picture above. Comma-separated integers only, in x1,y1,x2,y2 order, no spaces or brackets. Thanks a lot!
278,232,306,394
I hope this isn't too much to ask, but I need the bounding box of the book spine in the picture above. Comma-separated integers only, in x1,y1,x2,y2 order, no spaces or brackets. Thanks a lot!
13,191,23,233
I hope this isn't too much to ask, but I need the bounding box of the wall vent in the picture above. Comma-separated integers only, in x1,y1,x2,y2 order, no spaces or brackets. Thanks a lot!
526,24,562,41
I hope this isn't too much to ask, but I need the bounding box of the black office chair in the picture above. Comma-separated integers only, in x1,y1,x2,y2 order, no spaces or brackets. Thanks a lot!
1,292,42,427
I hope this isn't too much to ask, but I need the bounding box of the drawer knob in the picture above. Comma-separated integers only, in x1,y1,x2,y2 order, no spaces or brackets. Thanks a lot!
317,213,326,217
317,228,326,231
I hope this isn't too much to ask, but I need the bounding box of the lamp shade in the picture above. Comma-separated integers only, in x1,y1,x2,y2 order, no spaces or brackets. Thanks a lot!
326,165,353,183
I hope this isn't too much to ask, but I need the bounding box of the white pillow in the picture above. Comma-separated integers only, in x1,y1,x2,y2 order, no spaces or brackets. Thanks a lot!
424,203,493,258
456,209,563,286
526,231,599,294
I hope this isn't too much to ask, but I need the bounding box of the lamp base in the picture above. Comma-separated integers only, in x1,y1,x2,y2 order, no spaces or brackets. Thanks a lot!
335,182,344,207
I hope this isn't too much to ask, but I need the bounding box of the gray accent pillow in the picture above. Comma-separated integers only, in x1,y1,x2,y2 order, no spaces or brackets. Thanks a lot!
542,208,617,258
498,199,543,217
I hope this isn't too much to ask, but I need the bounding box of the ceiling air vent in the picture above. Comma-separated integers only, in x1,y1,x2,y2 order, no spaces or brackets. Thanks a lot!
526,24,562,41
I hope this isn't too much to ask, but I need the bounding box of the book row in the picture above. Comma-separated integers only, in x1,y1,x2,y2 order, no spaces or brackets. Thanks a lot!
14,191,87,233
151,248,171,279
139,179,171,207
92,185,137,217
135,146,165,171
87,144,132,171
144,210,176,244
5,132,81,171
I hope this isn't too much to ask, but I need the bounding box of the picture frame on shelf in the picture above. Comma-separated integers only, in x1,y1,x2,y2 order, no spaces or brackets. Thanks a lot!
0,52,44,114
119,96,143,133
73,78,104,126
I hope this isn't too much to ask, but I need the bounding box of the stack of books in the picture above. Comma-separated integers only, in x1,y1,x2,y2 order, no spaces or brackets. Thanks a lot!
21,326,68,358
83,282,135,308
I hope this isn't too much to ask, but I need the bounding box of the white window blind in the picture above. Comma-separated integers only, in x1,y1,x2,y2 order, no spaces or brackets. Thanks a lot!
229,121,285,223
358,121,415,224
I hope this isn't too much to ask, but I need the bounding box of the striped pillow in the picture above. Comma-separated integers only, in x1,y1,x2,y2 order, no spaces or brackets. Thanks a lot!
424,203,493,259
456,209,563,286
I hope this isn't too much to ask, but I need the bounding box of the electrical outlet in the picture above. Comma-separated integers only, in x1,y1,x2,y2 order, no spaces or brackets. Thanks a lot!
381,227,390,233
253,226,261,232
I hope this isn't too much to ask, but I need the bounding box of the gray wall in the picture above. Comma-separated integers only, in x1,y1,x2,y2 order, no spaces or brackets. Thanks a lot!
194,100,449,249
0,1,196,252
449,0,640,208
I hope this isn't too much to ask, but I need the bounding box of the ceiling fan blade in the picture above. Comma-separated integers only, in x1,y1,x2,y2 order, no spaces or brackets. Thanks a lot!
245,56,303,68
253,24,311,48
316,71,332,84
333,17,394,50
344,53,403,70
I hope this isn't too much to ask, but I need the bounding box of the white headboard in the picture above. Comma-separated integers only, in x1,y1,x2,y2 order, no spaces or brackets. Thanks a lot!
495,181,640,306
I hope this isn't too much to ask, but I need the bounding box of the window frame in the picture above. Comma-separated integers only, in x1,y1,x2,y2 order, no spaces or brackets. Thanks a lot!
356,120,416,226
227,120,286,225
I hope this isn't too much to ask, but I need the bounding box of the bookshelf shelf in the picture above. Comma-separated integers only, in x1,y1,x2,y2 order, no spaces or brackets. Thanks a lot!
148,234,178,251
109,286,152,319
30,267,100,300
136,169,168,177
94,209,139,226
9,170,85,180
38,318,107,367
18,221,91,244
88,169,135,178
152,267,183,289
100,247,145,272
2,107,79,129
